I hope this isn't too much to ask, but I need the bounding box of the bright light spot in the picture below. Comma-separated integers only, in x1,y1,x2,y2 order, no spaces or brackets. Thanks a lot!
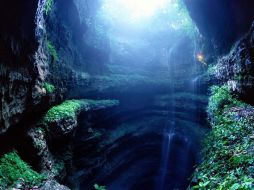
197,53,207,66
197,53,204,62
101,0,169,23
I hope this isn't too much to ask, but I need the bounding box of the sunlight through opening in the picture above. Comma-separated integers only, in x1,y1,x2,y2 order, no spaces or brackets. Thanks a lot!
101,0,170,23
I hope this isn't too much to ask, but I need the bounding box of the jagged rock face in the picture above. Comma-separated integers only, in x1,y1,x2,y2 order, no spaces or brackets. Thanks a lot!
27,127,59,178
0,0,50,133
213,22,254,104
184,0,254,53
22,100,119,185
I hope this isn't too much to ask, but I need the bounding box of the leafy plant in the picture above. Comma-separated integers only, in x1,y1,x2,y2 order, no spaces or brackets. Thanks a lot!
0,151,45,189
45,0,53,15
46,41,58,62
192,85,254,189
43,82,55,94
94,184,106,190
207,85,243,122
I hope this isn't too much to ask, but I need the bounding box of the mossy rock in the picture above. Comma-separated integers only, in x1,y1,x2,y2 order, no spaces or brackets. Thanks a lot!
0,151,45,189
43,99,119,137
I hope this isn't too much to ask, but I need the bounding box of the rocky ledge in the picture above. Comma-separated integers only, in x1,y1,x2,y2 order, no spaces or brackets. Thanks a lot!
0,99,119,190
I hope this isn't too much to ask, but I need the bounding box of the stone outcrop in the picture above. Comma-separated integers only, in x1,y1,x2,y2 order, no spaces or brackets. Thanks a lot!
26,99,119,184
42,99,119,138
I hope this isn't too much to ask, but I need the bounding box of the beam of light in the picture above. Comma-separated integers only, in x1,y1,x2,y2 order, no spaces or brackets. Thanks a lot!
101,0,169,23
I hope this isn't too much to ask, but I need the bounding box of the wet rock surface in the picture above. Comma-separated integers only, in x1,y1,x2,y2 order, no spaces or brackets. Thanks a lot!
0,0,40,132
213,22,254,104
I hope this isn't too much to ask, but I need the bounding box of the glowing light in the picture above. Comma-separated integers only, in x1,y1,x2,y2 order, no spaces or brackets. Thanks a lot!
101,0,169,23
197,53,207,66
197,53,204,62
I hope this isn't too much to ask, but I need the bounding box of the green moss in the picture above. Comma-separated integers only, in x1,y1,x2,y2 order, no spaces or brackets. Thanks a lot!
46,41,58,62
43,99,119,124
43,100,84,124
0,151,45,189
192,86,254,190
43,82,55,94
45,0,53,15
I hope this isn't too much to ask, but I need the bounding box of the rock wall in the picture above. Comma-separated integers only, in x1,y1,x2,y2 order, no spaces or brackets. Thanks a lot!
0,0,40,132
213,22,254,104
185,0,254,54
0,0,97,189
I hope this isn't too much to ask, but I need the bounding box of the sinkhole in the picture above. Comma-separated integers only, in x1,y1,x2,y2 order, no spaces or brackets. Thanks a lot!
67,0,208,190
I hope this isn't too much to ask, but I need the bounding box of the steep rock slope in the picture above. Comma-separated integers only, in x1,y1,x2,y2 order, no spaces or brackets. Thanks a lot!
0,0,49,133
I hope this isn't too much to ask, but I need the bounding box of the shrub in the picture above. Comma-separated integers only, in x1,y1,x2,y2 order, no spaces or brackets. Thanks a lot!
207,85,243,121
193,110,254,189
0,151,45,189
46,41,58,62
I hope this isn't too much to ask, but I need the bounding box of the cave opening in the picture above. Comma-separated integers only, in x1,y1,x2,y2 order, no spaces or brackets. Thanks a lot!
2,0,254,190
